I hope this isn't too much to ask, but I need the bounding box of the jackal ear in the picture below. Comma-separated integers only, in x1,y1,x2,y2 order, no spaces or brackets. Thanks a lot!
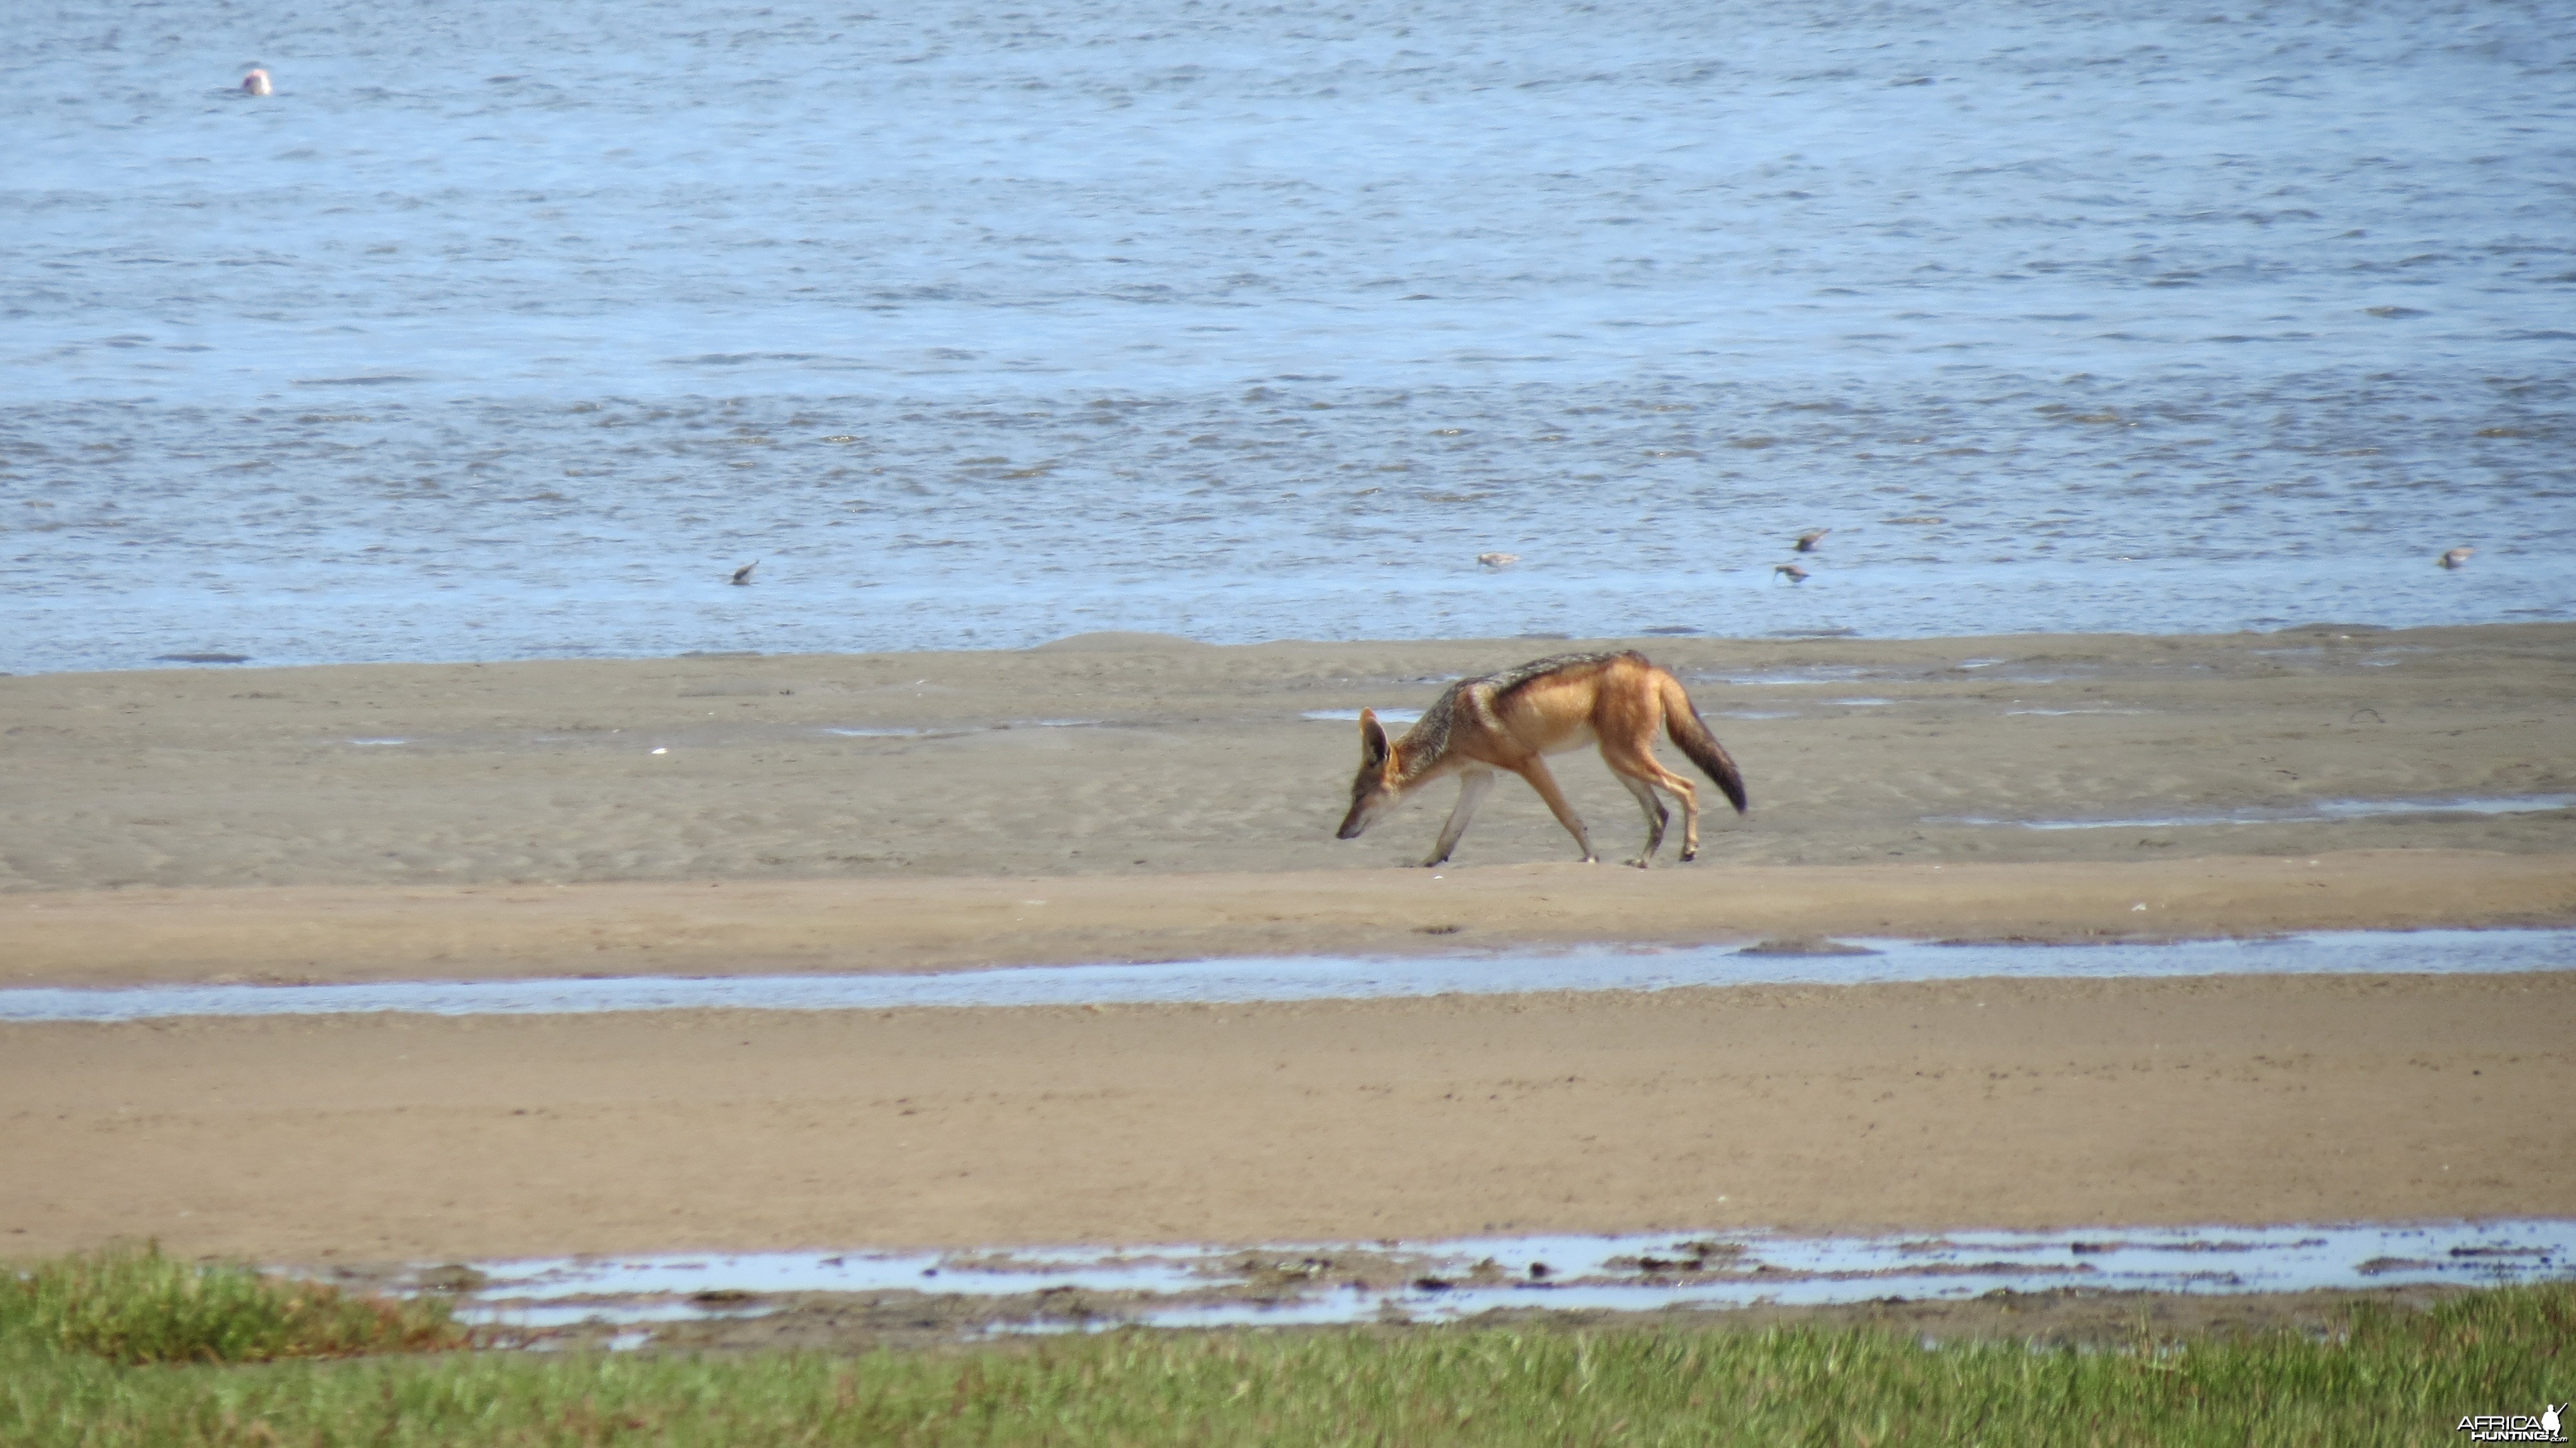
1358,709,1390,766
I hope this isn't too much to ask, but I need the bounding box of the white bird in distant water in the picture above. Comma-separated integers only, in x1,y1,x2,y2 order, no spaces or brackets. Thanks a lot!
1476,552,1519,568
241,66,272,96
1795,528,1830,552
2438,546,2474,569
730,560,759,586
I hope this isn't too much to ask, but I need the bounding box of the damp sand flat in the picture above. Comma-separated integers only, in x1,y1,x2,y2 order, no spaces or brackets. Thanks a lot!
4,971,2569,1262
8,849,2571,991
5,625,2570,923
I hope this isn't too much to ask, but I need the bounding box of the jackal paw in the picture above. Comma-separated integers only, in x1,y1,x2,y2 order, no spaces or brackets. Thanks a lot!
1680,847,1698,862
1625,857,1651,870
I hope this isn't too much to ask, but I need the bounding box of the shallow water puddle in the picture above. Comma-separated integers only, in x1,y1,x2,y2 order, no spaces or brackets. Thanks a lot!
1932,794,2576,830
6,929,2568,1023
1301,708,1422,725
417,1219,2576,1339
824,719,1103,738
1686,665,1882,687
341,721,1115,751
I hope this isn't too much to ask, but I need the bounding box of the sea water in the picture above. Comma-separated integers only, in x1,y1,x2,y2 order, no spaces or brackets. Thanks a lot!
5,0,2571,673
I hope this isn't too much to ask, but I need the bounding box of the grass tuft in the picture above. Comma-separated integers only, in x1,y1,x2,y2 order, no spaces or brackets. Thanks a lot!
0,1243,462,1366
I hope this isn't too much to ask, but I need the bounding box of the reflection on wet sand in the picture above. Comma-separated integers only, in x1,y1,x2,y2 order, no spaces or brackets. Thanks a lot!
400,1218,2576,1347
6,928,2571,1023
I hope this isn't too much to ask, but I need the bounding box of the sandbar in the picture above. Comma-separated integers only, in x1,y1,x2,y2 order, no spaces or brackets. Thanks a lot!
3,624,2570,1264
1,971,2568,1261
3,623,2570,985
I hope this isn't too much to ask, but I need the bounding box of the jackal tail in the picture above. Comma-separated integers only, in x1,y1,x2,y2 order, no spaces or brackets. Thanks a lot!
1659,673,1748,814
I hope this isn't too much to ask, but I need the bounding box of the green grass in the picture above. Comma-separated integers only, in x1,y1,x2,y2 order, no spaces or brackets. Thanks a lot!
0,1244,462,1366
3,1248,2568,1445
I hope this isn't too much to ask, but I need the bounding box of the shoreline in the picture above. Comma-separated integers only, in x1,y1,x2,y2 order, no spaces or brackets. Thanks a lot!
14,613,2562,685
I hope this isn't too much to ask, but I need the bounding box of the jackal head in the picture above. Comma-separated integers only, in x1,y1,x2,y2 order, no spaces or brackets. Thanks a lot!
1336,709,1406,839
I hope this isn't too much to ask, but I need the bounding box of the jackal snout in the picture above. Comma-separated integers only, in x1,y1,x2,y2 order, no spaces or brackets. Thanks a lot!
1336,709,1399,839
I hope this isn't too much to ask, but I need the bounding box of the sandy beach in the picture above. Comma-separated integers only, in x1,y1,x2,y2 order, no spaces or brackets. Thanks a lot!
5,624,2570,899
3,624,2571,1264
6,851,2573,988
4,972,2570,1261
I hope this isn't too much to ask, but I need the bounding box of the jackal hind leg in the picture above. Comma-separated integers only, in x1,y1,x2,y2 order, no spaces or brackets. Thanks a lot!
1422,770,1496,867
1616,775,1669,868
1604,743,1702,862
1510,757,1596,864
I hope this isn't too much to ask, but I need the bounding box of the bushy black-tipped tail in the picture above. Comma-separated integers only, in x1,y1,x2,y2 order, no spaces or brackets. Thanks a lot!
1660,676,1748,813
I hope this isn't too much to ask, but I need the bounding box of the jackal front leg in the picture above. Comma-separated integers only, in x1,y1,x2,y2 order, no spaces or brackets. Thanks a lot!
1422,770,1495,866
1511,758,1597,864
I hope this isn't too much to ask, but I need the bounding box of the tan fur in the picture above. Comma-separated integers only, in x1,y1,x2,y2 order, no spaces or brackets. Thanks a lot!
1336,651,1747,868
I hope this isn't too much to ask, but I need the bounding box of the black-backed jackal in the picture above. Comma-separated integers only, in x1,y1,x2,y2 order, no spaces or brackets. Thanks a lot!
1335,650,1748,868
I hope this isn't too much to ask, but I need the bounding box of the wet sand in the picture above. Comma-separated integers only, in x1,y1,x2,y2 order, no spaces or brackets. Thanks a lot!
4,623,2569,897
2,625,2570,1268
631,1284,2485,1357
3,622,2571,986
7,851,2573,988
3,972,2569,1262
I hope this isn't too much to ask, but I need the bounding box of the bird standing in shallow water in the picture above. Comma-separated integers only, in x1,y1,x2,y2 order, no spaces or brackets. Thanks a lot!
2438,547,2475,569
730,560,759,586
1795,528,1830,553
1773,562,1808,584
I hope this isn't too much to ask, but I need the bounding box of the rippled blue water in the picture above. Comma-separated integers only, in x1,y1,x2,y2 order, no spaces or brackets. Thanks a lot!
5,0,2571,672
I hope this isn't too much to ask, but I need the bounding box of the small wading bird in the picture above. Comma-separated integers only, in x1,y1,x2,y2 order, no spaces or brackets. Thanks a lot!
730,560,759,586
241,67,272,96
1336,650,1747,870
1477,551,1519,567
1795,528,1830,552
1772,562,1808,583
2438,546,2475,569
